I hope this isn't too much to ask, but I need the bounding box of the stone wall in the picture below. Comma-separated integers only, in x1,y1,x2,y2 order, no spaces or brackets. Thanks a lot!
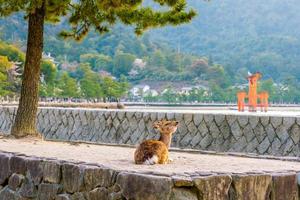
0,151,299,200
1,107,300,157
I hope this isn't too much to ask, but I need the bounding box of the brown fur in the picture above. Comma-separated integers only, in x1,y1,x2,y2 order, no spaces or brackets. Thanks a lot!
134,120,179,165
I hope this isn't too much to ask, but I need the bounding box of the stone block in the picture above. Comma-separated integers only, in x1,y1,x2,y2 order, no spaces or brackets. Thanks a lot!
37,183,62,200
116,173,173,200
237,115,249,127
55,194,71,200
275,125,290,143
194,175,232,200
245,138,259,153
219,121,231,139
270,117,282,128
26,157,43,185
193,114,203,126
0,153,11,185
231,174,272,200
204,114,214,124
190,132,202,148
254,122,266,143
199,134,213,149
198,122,209,136
42,160,61,184
8,173,24,191
87,187,109,200
62,163,85,193
271,173,298,200
283,117,295,129
84,166,115,191
0,186,21,200
170,188,198,200
10,156,26,175
243,124,255,142
172,176,194,187
70,192,85,200
249,116,259,129
231,121,242,140
290,124,300,144
257,137,271,154
226,115,237,126
19,176,38,198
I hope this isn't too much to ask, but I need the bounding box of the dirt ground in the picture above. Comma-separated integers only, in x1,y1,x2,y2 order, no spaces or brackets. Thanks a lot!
1,137,300,176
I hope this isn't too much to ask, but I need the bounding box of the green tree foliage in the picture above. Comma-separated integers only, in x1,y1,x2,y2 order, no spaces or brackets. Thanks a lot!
0,40,25,64
113,52,136,77
78,63,103,99
80,53,112,72
0,55,12,95
41,60,57,85
57,72,80,98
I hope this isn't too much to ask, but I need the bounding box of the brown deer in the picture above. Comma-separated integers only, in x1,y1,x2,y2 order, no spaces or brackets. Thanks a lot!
134,119,179,165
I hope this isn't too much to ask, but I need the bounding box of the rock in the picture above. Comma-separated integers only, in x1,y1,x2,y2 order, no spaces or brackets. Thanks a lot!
84,166,115,191
116,173,173,200
108,191,123,200
231,121,242,140
204,114,214,124
26,158,43,185
0,154,11,185
194,175,232,200
70,192,86,200
0,186,22,200
290,124,300,144
231,174,272,200
87,187,108,200
170,188,198,200
237,115,249,128
257,137,271,154
248,116,259,129
10,156,26,175
19,176,38,198
214,114,225,126
226,115,237,126
37,183,62,200
270,117,282,128
254,122,265,143
42,160,61,184
8,173,24,191
199,134,213,149
271,173,298,200
55,194,71,200
243,124,255,143
193,114,203,126
275,125,289,143
172,176,194,187
62,163,85,193
282,117,295,129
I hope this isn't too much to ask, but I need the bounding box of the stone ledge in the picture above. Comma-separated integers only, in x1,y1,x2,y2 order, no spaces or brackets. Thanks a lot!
1,106,300,157
1,137,300,200
0,151,300,200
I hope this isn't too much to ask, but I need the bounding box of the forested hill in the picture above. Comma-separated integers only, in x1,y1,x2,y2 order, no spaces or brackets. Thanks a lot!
1,0,300,83
150,0,300,82
1,0,300,102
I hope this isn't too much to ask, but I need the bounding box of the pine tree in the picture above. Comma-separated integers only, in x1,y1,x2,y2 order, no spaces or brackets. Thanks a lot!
0,0,196,137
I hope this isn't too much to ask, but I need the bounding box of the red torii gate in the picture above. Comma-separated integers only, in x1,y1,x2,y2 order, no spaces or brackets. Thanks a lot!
237,72,269,112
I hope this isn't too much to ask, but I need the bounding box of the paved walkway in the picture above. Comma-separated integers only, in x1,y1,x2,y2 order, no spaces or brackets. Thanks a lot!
1,138,300,176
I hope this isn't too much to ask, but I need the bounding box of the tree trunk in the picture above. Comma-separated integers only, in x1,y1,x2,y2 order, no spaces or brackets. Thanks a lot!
11,4,45,138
